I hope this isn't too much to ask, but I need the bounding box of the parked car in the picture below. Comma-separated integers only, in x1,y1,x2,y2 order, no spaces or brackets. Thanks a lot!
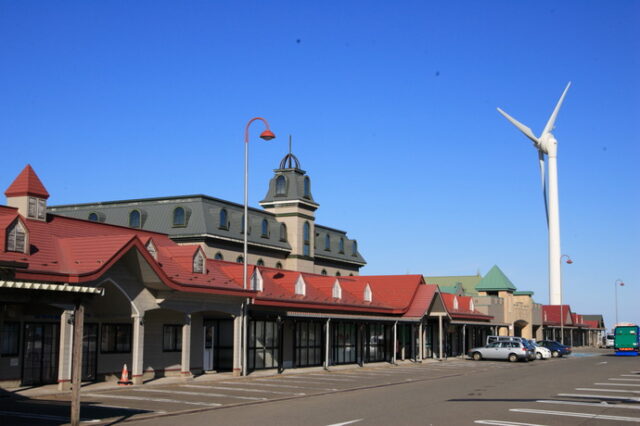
538,340,572,357
527,339,551,360
485,336,536,360
605,334,615,348
468,341,533,362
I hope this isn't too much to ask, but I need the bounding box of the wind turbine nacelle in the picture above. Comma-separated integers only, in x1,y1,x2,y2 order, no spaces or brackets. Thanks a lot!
539,133,558,157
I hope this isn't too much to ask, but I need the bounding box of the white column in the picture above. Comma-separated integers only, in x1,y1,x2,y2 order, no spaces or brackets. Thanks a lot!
418,321,424,362
438,315,443,360
232,313,243,376
392,322,397,364
181,314,192,379
548,154,562,305
57,310,74,391
131,315,145,385
324,318,331,370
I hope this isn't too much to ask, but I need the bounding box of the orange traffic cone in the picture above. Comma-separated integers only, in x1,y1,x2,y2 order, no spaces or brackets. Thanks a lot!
117,363,133,386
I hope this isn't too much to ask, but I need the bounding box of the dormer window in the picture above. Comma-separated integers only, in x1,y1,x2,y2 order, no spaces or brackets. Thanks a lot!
261,219,269,238
88,212,99,222
173,207,186,227
6,219,27,253
453,297,459,310
303,177,311,198
324,234,331,251
364,284,372,302
219,209,228,230
352,241,357,256
214,252,224,260
193,250,205,274
295,275,306,296
339,238,345,254
275,175,286,196
129,210,141,228
332,280,342,299
470,299,475,311
27,197,46,220
146,239,158,260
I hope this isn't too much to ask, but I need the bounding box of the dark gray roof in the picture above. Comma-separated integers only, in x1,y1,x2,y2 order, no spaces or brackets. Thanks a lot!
49,195,292,251
314,224,366,265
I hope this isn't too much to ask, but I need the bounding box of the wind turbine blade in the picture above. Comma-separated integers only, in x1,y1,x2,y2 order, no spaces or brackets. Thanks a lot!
542,82,571,136
497,107,540,146
538,150,549,227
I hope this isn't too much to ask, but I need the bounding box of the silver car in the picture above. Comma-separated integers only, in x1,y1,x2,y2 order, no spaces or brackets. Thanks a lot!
468,341,532,362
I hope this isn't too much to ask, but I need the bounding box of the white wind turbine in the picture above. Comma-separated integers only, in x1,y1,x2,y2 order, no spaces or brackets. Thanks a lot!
497,83,571,305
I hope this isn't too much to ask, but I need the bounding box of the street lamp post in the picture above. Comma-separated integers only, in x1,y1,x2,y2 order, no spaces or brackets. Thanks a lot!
241,117,275,377
559,254,573,344
614,279,624,327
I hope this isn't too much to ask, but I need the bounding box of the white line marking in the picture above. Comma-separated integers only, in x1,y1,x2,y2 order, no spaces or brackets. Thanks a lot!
510,408,640,422
222,381,331,390
576,387,640,394
83,393,222,407
325,419,364,426
623,374,640,377
253,378,339,390
475,421,548,426
538,399,640,410
131,388,266,401
597,361,608,364
182,384,304,395
613,378,640,381
596,383,640,387
0,410,100,423
281,375,353,382
558,392,640,401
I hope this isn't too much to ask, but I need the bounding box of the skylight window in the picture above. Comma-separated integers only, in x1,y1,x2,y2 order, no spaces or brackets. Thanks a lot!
6,219,27,253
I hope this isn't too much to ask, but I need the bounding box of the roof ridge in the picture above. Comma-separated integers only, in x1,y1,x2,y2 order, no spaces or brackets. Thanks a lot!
5,165,50,199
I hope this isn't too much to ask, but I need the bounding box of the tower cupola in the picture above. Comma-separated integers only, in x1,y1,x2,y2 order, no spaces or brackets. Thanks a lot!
5,165,50,221
260,151,319,211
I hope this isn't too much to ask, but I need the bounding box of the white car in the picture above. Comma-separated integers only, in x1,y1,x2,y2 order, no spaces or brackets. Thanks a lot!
529,340,551,359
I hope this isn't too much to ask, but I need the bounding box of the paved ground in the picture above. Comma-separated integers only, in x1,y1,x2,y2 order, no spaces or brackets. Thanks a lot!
2,349,638,425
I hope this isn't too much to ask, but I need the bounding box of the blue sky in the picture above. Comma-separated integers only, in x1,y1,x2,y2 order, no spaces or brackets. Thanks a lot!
1,1,638,329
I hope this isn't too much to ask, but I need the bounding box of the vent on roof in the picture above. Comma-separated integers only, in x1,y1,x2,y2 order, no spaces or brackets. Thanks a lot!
332,280,342,299
146,239,158,260
193,249,205,274
364,283,372,302
251,268,263,291
295,275,306,296
453,297,459,310
469,299,475,311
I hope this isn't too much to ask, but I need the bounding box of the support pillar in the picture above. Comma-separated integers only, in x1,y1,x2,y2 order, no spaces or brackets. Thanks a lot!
462,324,466,358
70,303,84,426
392,322,397,364
181,314,193,379
438,315,443,360
324,318,331,370
57,310,74,391
418,321,423,362
131,314,145,385
232,313,243,376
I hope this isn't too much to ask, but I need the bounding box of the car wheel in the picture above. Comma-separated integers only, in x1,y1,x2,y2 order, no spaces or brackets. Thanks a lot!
536,352,542,360
551,350,559,358
472,352,482,361
508,353,518,362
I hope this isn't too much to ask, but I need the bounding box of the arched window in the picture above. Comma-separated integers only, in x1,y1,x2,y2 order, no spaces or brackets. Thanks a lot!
214,252,224,261
261,219,269,237
324,234,331,251
193,250,205,274
6,220,27,253
276,262,283,269
275,175,286,195
173,207,186,227
339,237,345,254
88,212,99,222
129,210,141,228
279,223,287,242
321,269,327,275
352,241,357,256
219,209,228,230
335,271,341,276
303,176,311,198
303,222,310,256
236,256,244,263
257,258,265,266
240,214,250,234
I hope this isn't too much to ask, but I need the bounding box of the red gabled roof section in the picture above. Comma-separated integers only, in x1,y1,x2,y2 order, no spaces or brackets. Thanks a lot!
542,305,574,326
5,165,50,199
403,284,438,318
441,293,492,321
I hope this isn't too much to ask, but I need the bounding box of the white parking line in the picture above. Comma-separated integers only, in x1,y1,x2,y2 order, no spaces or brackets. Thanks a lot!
283,375,353,382
83,393,222,407
576,388,640,394
0,410,100,423
596,382,640,387
623,374,640,377
182,384,304,396
558,393,640,402
537,399,640,410
475,421,548,426
613,378,640,381
325,419,363,426
252,379,338,391
510,408,640,422
132,388,267,401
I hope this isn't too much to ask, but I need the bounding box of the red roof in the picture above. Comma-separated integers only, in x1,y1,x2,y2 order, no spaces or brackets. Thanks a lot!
403,284,438,318
542,305,574,326
5,165,50,199
441,293,492,321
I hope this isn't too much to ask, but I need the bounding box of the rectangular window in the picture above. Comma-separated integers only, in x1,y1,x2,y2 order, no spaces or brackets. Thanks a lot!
37,198,46,220
28,197,37,218
163,325,183,352
100,324,132,353
1,322,20,356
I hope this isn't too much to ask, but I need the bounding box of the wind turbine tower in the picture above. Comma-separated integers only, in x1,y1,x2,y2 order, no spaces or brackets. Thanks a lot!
497,83,571,305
